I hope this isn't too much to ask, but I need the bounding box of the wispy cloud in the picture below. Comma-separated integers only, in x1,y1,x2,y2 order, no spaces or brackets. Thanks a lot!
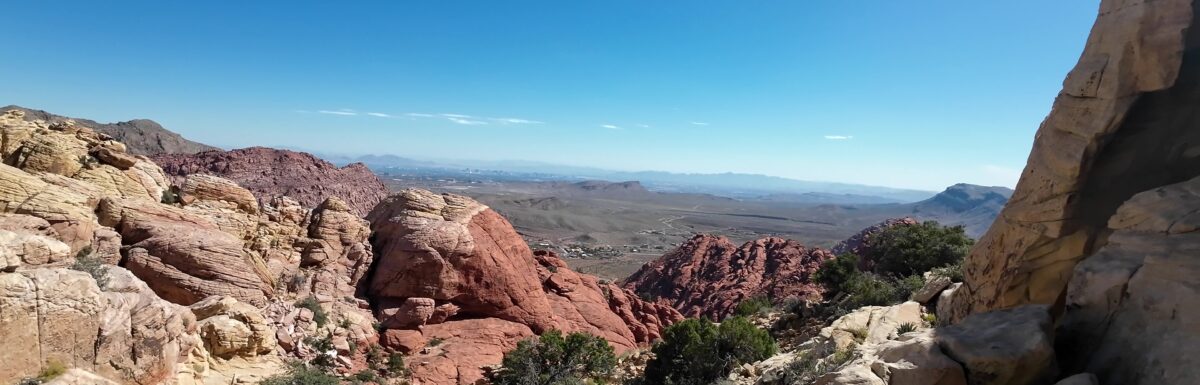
441,113,472,118
366,112,391,118
636,124,651,128
492,118,544,125
406,113,435,117
690,122,710,126
318,109,357,116
601,124,622,130
823,135,854,140
448,117,489,125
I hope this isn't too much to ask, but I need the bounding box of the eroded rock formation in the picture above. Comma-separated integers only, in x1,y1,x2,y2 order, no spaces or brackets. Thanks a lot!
623,234,832,320
153,147,388,216
367,188,682,385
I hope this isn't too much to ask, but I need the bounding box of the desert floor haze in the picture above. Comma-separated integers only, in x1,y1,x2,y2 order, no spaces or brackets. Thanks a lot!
1,1,1198,385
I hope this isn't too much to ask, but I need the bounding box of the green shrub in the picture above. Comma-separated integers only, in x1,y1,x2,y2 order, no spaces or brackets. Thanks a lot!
353,369,377,383
70,247,109,288
814,254,861,295
841,273,907,309
294,297,328,327
733,296,772,318
386,351,408,378
897,322,918,335
644,317,776,385
428,337,444,347
864,221,972,277
493,330,616,385
898,275,926,298
303,333,335,368
922,313,938,326
260,363,339,385
931,261,965,282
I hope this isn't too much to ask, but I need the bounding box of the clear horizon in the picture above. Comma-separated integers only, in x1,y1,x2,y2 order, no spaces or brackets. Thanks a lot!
0,1,1101,190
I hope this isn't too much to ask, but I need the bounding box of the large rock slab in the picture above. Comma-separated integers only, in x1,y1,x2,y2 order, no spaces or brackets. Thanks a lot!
0,269,104,382
937,305,1057,385
99,197,272,306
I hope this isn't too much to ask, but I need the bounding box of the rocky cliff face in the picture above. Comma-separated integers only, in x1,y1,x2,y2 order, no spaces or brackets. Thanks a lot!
366,189,682,385
153,147,388,216
948,0,1200,384
3,105,219,156
623,234,832,320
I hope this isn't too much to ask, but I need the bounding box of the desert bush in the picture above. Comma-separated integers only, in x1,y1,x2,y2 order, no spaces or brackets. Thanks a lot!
386,351,408,378
896,322,918,335
733,295,772,318
70,247,109,288
864,221,972,277
643,317,776,385
814,253,861,295
294,296,328,327
303,333,335,368
931,261,965,282
260,363,339,385
493,330,616,385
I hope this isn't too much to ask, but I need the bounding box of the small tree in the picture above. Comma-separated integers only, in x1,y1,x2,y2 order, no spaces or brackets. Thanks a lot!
865,221,972,277
493,330,616,385
733,296,772,318
643,317,776,385
814,253,861,296
260,363,339,385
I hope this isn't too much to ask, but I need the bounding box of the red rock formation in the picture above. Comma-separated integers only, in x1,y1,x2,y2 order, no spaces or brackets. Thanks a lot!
367,189,681,385
152,147,387,216
623,234,832,320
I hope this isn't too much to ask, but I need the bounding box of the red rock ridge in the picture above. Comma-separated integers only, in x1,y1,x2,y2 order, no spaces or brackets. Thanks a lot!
151,147,387,216
623,234,832,320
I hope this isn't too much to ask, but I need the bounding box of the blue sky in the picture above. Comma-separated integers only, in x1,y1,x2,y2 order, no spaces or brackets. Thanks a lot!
0,1,1100,190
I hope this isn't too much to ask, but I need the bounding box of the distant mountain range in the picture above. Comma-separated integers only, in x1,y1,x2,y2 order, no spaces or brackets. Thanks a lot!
1,105,977,204
325,152,940,203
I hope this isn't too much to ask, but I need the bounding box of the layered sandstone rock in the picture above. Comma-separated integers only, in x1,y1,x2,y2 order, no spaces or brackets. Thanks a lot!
367,189,681,385
95,267,202,385
98,197,273,306
153,147,388,216
191,295,277,358
624,234,831,320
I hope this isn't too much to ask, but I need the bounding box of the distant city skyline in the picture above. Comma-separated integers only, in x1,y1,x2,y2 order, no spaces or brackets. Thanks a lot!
0,1,1101,190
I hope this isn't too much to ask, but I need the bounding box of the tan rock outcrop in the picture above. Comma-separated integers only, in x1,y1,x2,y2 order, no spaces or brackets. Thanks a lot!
819,301,923,350
0,229,71,271
870,333,967,385
950,0,1198,320
0,269,104,382
44,369,120,385
95,267,201,385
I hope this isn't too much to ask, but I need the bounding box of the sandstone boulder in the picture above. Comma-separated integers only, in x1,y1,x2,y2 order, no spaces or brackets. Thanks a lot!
869,331,967,385
406,319,535,385
95,266,201,385
0,229,71,271
820,301,923,349
191,295,276,358
937,305,1057,385
43,369,120,385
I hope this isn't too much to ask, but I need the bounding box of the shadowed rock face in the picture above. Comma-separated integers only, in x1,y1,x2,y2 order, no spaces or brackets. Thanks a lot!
623,233,832,320
152,147,388,216
367,188,682,385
